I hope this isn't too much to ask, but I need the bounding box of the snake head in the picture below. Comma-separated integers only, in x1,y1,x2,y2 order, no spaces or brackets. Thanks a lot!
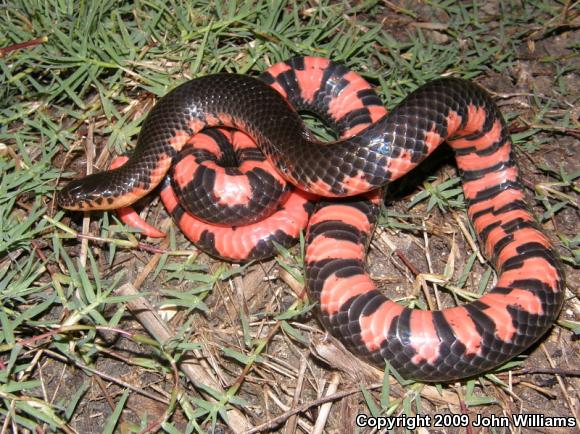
56,173,119,211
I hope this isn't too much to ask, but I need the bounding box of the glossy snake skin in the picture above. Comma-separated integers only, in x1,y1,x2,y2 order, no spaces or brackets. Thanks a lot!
58,57,564,381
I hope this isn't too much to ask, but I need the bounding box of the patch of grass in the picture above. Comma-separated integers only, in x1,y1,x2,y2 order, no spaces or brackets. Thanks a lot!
1,0,577,432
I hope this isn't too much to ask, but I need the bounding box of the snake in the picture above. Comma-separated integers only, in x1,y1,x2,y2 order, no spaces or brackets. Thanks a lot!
57,57,565,382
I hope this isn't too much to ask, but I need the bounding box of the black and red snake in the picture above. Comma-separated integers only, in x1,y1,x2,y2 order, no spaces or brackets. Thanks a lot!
57,57,565,382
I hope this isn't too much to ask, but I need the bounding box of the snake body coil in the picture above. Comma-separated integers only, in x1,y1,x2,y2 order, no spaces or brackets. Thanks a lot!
58,57,564,381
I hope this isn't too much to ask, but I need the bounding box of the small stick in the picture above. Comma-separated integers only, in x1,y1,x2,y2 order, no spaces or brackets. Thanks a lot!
116,283,252,433
80,122,95,268
284,358,307,434
312,373,340,434
0,36,48,58
541,344,579,425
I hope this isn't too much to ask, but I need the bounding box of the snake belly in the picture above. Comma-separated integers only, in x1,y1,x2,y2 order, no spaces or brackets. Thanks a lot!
57,57,565,382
